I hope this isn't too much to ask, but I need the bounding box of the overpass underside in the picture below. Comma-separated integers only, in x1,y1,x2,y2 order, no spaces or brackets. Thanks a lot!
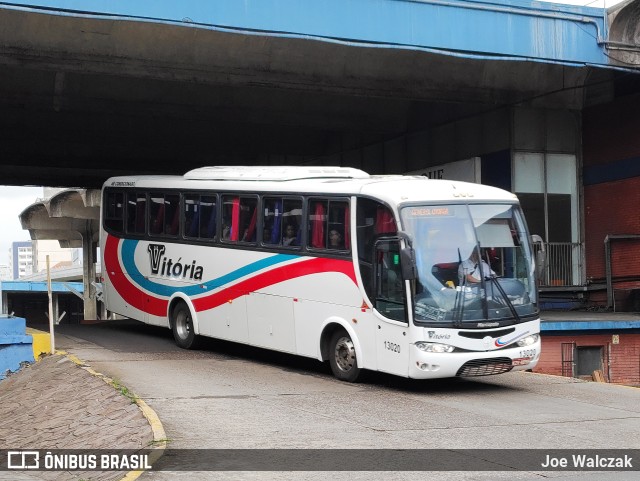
0,3,616,188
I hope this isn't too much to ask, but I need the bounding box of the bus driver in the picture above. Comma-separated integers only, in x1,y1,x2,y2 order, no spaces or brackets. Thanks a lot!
458,249,495,285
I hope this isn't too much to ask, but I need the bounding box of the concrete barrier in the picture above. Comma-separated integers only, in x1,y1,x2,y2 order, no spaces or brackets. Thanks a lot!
0,316,34,380
26,327,51,360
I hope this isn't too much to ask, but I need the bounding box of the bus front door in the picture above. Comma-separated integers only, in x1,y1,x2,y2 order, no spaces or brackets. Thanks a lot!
373,240,409,377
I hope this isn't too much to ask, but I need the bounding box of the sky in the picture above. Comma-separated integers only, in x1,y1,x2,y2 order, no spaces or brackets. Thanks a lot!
0,186,43,266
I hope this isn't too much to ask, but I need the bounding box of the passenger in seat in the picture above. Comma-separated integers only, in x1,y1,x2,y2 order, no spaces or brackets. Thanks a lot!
328,228,344,249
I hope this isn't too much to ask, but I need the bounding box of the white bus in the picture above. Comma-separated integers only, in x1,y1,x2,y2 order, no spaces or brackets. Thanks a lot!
101,166,541,382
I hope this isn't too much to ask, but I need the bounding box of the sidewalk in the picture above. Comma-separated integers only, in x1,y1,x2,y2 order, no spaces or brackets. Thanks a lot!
0,352,157,481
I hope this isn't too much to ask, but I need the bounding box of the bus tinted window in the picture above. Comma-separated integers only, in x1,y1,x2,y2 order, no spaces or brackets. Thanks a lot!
263,197,302,247
200,195,218,240
126,192,147,235
184,194,217,240
149,195,164,235
149,194,180,237
104,191,124,234
222,195,258,244
308,199,349,250
356,198,397,301
165,194,180,236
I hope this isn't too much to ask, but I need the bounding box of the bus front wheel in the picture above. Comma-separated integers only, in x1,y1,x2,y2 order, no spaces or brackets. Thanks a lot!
171,302,199,349
329,330,361,382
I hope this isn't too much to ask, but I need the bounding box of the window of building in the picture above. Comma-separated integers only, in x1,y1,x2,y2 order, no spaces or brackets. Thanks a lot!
514,152,579,285
576,346,604,378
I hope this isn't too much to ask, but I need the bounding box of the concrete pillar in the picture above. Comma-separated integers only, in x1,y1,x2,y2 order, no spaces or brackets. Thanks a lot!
0,282,4,315
52,293,60,325
100,300,107,321
82,229,97,321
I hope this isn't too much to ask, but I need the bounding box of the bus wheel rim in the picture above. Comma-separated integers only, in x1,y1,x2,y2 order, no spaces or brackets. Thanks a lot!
176,311,190,340
334,336,355,372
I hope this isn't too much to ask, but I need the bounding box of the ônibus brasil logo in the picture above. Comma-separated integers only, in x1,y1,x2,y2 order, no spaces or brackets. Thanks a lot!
147,244,204,281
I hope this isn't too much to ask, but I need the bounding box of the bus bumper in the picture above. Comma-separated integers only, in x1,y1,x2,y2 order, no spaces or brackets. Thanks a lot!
408,340,541,379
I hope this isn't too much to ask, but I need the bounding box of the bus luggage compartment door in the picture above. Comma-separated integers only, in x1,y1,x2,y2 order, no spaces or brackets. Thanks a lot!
246,293,296,353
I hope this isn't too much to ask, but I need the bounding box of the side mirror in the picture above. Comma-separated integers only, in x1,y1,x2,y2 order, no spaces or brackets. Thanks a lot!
395,231,417,281
400,246,417,281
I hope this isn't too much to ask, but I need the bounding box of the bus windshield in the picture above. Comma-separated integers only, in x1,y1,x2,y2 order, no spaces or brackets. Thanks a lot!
400,203,538,325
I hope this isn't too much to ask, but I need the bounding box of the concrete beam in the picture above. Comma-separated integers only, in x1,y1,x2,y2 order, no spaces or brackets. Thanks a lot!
19,189,101,320
49,189,101,219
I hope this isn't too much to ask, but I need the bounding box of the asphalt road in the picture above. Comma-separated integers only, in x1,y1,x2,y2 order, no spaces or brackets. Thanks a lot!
55,320,640,481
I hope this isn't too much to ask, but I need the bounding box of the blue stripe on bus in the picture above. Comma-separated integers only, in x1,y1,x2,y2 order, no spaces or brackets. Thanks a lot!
120,239,299,297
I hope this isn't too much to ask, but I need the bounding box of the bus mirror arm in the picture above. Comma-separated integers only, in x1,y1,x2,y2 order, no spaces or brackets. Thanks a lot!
530,235,545,253
396,231,413,248
397,231,417,281
530,234,546,281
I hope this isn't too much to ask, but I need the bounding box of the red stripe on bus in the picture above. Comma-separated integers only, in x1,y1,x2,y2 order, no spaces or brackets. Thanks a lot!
104,235,168,316
192,257,357,312
105,234,357,316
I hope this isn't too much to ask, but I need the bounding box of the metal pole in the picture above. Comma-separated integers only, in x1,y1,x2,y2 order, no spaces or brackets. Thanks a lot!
47,255,55,353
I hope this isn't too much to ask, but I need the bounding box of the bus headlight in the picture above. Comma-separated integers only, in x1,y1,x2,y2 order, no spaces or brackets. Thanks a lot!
415,342,455,353
516,334,539,347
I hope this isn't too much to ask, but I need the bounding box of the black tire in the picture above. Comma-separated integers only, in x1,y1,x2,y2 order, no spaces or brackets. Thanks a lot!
171,302,199,349
328,329,361,382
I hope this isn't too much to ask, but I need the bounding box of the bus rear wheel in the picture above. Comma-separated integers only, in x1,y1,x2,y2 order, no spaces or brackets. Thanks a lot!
171,302,199,349
329,330,361,382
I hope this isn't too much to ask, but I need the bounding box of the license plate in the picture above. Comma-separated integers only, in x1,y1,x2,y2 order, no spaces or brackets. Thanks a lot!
512,358,531,366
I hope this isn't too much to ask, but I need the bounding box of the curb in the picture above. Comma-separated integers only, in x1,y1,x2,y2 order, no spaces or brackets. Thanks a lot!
58,350,167,480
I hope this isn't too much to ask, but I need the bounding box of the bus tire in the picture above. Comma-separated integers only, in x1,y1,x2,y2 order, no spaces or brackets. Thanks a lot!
329,329,361,382
171,301,199,349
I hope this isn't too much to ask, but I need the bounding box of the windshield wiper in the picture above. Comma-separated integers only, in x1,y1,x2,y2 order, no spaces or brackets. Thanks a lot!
452,248,465,327
485,275,521,322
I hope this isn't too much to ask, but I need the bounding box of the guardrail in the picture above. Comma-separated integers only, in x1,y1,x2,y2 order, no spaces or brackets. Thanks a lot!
540,242,583,287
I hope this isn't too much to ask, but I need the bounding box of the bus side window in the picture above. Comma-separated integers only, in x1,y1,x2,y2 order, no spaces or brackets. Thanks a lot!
283,198,302,246
165,194,180,236
357,198,397,305
184,195,199,238
104,191,124,234
308,198,350,250
149,195,164,235
222,195,257,244
199,195,217,240
328,201,349,250
308,199,327,248
241,197,258,243
263,197,302,247
126,192,146,235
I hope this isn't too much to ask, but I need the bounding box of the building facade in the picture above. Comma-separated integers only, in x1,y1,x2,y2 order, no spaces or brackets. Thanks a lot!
10,241,33,279
536,320,640,385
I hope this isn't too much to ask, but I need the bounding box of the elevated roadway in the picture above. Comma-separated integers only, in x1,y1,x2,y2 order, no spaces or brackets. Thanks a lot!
0,0,637,187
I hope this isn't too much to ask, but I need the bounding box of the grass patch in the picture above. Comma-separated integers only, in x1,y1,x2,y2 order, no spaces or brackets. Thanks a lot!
111,378,138,404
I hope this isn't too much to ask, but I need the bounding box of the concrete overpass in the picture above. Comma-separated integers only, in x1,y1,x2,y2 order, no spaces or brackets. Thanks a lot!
0,0,638,188
19,188,100,319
